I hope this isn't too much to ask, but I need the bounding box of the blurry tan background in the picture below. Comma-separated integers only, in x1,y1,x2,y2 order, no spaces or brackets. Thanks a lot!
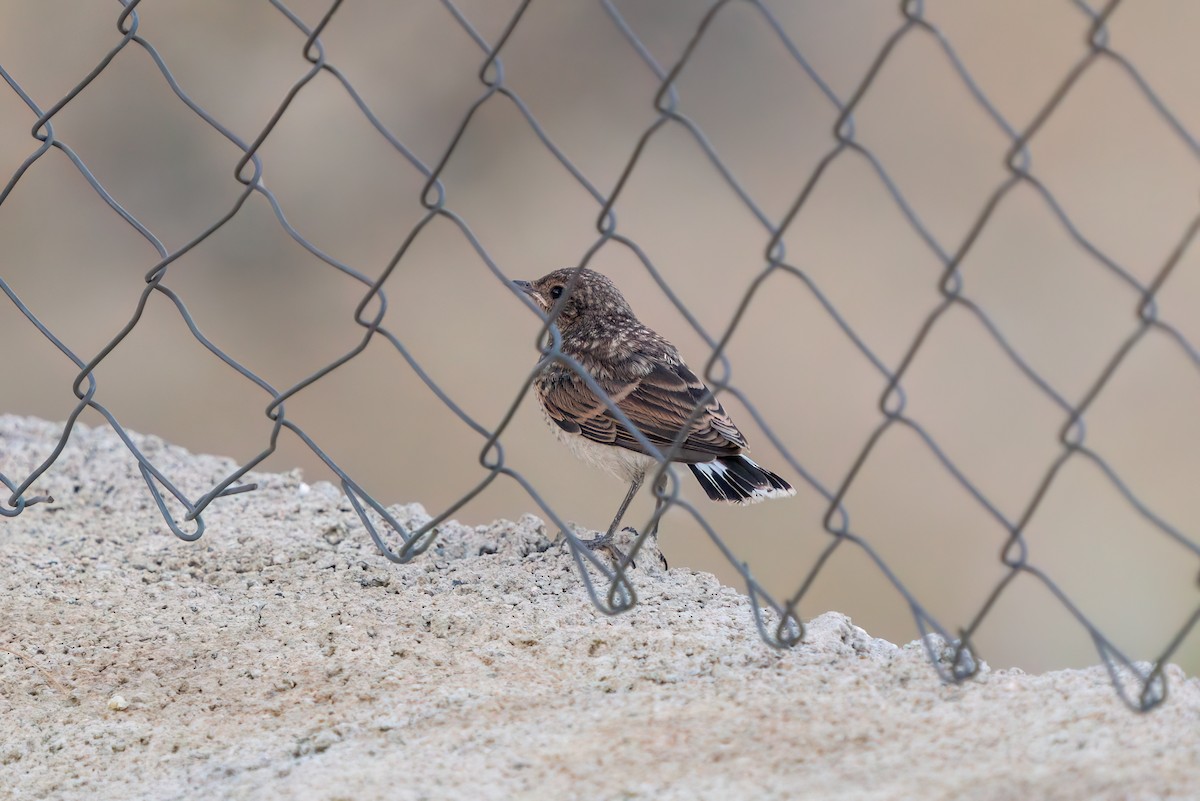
2,0,1199,675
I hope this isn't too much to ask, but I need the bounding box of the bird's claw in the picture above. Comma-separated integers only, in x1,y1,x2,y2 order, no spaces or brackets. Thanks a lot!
583,529,634,569
623,525,669,571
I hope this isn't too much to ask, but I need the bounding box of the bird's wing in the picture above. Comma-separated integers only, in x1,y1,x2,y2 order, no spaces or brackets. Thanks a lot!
540,361,746,462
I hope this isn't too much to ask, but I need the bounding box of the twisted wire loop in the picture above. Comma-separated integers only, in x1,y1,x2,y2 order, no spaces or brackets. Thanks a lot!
2,0,1197,708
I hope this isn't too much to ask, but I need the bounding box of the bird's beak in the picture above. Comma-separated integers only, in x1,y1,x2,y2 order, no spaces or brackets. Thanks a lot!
513,279,535,297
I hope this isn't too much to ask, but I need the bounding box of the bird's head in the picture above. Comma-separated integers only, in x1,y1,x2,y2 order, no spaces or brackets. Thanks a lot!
513,268,634,333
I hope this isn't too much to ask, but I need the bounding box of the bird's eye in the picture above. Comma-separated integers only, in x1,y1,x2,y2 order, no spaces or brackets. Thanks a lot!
549,285,564,300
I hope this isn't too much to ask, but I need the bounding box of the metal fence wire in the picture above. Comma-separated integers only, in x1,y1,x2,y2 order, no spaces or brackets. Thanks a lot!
3,0,1199,712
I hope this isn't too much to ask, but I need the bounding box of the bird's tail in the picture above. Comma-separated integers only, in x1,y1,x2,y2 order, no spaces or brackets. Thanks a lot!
688,455,796,505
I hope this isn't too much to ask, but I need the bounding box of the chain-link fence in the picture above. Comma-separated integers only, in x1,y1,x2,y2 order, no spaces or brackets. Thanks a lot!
3,0,1199,712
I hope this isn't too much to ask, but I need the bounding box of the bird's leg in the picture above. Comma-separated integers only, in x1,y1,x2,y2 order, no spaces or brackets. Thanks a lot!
643,470,668,540
620,470,669,569
582,472,643,557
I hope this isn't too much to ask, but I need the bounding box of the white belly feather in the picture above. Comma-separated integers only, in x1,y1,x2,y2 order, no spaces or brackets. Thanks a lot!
543,407,657,484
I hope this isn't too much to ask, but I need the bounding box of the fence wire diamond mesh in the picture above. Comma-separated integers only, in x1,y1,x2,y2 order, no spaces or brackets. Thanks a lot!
2,0,1199,712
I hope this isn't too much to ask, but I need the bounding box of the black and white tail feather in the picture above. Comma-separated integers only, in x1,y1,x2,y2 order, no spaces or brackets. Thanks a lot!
689,455,795,505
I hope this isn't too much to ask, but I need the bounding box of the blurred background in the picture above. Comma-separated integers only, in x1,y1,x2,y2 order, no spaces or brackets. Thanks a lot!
2,0,1199,675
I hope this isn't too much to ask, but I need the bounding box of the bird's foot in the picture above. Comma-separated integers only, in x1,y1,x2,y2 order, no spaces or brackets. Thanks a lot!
581,527,670,571
620,526,669,571
581,530,633,569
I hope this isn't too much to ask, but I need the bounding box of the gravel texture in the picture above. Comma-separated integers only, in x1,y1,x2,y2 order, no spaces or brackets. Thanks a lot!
2,414,1199,801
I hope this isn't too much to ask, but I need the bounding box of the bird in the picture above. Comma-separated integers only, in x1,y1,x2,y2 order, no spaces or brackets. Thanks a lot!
513,267,794,556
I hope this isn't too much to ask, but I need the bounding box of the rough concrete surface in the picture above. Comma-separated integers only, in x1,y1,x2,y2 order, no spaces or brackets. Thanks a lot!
1,414,1198,801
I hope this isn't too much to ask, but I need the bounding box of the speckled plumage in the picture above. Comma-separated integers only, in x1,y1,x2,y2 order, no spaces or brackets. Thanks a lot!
515,268,795,517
